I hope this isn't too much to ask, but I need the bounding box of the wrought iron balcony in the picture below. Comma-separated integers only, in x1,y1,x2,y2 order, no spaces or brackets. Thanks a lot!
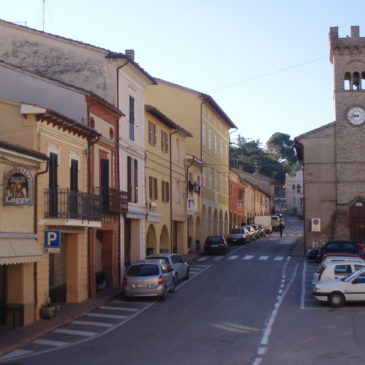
45,188,102,221
94,187,128,214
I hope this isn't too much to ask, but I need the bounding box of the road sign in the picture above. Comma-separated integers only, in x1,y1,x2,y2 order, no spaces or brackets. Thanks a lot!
311,218,321,232
45,230,61,253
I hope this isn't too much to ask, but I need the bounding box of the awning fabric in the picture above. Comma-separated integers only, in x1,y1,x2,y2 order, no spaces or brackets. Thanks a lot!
0,239,43,265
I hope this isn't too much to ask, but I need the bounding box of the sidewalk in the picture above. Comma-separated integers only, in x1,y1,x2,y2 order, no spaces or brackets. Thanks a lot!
0,251,202,357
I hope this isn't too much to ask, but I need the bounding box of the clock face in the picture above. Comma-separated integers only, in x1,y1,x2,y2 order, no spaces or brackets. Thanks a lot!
347,107,365,125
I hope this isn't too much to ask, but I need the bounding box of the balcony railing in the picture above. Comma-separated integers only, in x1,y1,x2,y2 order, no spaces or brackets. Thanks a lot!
94,187,129,214
45,188,102,221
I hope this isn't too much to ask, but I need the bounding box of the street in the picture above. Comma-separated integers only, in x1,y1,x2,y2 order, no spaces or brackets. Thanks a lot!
2,217,365,365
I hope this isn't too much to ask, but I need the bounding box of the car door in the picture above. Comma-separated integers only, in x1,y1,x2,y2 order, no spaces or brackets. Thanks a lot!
347,272,365,301
171,255,182,279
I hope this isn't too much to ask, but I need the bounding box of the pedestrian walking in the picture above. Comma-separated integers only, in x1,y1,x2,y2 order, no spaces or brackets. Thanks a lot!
279,221,284,238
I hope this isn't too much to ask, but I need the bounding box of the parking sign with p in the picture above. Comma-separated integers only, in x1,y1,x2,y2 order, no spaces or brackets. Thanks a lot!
45,230,61,253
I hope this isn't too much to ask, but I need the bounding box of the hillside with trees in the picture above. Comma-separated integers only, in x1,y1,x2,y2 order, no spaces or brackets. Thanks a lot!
230,132,300,184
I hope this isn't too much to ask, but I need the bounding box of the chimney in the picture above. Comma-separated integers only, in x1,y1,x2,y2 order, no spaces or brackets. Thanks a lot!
125,49,135,61
351,26,360,38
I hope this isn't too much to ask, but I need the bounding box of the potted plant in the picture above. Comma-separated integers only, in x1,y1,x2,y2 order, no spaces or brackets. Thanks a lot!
40,302,58,319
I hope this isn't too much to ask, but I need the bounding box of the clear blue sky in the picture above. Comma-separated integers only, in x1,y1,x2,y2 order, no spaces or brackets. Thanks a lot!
1,0,364,146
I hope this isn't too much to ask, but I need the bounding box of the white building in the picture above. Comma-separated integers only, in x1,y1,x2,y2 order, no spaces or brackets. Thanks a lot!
285,170,303,216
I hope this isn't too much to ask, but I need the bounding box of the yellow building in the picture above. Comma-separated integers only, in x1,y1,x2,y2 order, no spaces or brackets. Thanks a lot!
0,98,100,322
0,136,47,326
146,80,237,246
144,105,191,255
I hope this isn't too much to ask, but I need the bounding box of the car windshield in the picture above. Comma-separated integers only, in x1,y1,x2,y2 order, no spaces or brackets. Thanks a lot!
231,229,244,234
147,256,169,264
206,236,222,243
127,264,159,276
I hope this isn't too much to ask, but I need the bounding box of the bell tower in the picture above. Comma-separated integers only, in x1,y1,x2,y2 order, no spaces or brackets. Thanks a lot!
330,26,365,240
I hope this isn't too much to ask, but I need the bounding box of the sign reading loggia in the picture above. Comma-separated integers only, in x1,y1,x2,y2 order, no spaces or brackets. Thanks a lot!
3,167,33,206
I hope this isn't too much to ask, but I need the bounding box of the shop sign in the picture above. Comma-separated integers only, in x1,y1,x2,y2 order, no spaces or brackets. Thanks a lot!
3,167,33,206
187,198,195,215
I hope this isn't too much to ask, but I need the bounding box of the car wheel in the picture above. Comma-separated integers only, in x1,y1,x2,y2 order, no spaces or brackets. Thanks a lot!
159,287,167,301
184,268,189,280
328,292,345,307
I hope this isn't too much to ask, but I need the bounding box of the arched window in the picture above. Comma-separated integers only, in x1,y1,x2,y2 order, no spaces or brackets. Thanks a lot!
344,72,351,90
353,72,360,90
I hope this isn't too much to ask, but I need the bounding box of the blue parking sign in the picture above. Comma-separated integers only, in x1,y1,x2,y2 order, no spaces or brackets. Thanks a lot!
45,230,61,253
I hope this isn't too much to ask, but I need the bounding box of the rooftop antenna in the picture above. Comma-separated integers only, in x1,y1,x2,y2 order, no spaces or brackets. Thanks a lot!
42,0,45,31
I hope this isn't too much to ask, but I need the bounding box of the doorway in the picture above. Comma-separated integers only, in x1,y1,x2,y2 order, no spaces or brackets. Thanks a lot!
350,202,365,242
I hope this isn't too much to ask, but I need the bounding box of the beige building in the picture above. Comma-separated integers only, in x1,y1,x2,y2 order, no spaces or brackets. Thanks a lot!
146,80,237,247
144,105,192,255
0,139,47,326
295,26,365,250
0,19,156,271
285,170,303,216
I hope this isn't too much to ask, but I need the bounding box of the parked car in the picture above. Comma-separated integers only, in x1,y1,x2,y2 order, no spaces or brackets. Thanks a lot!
312,259,365,285
227,227,250,245
317,241,360,262
146,253,189,285
271,215,285,232
123,259,175,301
313,267,365,307
244,225,258,241
252,224,265,238
204,235,229,255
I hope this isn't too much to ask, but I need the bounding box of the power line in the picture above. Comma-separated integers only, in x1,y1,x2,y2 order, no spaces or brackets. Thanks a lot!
206,55,327,92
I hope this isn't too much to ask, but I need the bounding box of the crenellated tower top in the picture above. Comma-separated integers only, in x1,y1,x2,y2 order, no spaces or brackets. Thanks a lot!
329,26,365,64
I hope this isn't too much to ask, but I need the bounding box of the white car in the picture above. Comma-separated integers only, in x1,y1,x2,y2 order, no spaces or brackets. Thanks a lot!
312,259,365,285
313,267,365,307
146,254,189,285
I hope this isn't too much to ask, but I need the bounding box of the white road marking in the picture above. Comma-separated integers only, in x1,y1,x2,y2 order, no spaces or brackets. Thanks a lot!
197,256,208,261
99,306,139,312
1,349,33,359
53,329,98,337
274,256,284,261
33,339,70,347
300,260,307,310
213,256,224,261
252,358,262,365
258,347,267,355
85,313,128,319
72,320,114,328
259,256,269,261
243,255,254,260
227,255,239,260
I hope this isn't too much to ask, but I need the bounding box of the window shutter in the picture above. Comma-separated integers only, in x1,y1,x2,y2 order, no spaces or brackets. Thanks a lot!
161,130,164,151
162,181,165,202
154,178,158,200
148,122,152,144
127,156,131,201
165,133,169,153
134,159,138,203
154,124,157,146
166,182,169,202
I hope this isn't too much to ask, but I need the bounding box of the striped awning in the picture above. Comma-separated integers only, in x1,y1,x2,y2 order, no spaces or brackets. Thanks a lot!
0,239,43,265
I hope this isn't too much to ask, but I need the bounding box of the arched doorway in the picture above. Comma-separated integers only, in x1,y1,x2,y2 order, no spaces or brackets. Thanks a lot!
219,210,223,235
160,225,170,253
146,224,157,255
350,201,365,242
213,209,218,235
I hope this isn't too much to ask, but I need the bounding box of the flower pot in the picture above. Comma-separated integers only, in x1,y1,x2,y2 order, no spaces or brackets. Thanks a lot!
40,305,56,319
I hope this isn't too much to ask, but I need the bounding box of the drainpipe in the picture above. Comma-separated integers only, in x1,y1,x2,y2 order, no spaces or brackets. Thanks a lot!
186,156,196,252
33,159,48,317
169,130,178,253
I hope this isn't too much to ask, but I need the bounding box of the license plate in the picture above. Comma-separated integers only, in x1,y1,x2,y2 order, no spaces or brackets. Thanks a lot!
136,284,148,288
211,245,218,247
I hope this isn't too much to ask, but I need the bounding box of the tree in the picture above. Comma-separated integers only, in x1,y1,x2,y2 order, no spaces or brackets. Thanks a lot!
266,132,297,164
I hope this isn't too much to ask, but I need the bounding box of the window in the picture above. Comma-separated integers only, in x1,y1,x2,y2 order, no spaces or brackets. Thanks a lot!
202,124,206,145
292,184,295,190
148,121,157,146
149,176,158,200
100,158,110,209
161,130,169,153
176,138,180,161
177,181,181,203
127,156,138,203
49,153,58,217
214,135,217,154
334,265,352,275
129,95,135,141
208,130,212,150
162,181,170,202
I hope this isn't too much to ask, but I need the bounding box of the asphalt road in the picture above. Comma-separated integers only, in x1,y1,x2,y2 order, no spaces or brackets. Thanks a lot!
3,217,365,365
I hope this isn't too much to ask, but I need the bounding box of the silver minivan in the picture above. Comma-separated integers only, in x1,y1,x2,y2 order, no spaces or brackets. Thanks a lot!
123,259,175,300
